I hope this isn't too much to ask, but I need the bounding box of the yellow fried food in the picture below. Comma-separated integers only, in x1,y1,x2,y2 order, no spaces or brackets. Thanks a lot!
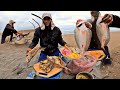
39,60,49,69
67,52,80,58
42,60,48,64
39,59,54,73
44,67,51,73
76,74,89,79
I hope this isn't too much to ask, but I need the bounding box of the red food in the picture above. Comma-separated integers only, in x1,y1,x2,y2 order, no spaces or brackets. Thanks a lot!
61,48,71,55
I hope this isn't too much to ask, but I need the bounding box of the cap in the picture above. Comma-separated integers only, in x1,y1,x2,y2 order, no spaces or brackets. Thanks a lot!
9,20,16,24
42,13,52,20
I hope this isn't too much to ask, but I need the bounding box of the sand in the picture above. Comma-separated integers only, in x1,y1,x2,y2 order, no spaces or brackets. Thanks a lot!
0,30,120,79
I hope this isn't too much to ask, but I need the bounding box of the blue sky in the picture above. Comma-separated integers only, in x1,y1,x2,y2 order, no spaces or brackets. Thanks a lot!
0,11,120,34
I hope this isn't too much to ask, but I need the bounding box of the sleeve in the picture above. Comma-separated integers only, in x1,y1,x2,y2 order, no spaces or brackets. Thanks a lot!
28,28,40,49
6,24,17,34
58,30,67,46
108,15,120,28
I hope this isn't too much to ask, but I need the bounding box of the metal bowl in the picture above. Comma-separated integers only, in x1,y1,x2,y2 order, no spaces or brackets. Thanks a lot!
76,72,94,79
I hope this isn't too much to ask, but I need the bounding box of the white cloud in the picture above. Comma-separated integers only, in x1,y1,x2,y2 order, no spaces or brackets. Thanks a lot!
0,11,120,33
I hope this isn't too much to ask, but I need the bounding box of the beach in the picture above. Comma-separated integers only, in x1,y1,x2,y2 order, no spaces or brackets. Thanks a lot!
0,30,120,79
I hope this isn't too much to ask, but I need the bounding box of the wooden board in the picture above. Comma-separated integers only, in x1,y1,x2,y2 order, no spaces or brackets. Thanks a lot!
33,58,66,78
85,50,106,61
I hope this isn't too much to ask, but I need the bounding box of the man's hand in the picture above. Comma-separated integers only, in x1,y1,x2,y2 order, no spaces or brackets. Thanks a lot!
26,48,32,54
17,32,23,36
85,22,92,29
101,14,113,24
26,48,32,64
64,44,70,50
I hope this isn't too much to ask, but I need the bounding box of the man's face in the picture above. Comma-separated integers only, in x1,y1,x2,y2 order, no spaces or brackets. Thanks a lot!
43,17,51,26
91,11,99,19
12,22,15,26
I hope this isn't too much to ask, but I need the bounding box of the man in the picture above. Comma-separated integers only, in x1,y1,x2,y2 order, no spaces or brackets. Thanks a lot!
86,11,120,65
1,20,23,44
26,13,69,63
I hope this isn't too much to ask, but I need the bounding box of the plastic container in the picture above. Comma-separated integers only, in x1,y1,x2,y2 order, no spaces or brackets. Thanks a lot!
37,72,62,79
66,54,97,74
26,71,62,79
95,61,102,70
60,47,81,63
26,71,36,79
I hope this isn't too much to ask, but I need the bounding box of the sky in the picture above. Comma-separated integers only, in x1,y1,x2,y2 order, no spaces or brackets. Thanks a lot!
0,11,120,34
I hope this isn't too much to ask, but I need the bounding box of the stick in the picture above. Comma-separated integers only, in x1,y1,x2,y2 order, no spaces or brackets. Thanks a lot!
31,13,42,19
32,18,40,28
29,21,35,29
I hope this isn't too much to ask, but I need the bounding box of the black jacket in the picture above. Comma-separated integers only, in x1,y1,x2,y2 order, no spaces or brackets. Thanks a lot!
29,26,67,54
2,24,17,36
88,15,120,49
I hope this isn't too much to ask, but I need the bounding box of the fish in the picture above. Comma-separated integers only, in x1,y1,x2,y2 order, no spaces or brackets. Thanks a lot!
96,16,110,50
15,32,30,44
74,19,92,54
15,37,27,45
26,44,41,64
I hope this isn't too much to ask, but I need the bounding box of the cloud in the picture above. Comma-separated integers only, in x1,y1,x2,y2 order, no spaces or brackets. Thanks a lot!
0,11,120,33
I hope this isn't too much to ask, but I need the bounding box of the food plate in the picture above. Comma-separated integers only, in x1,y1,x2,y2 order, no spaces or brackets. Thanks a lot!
85,50,106,61
33,56,66,78
60,47,82,59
